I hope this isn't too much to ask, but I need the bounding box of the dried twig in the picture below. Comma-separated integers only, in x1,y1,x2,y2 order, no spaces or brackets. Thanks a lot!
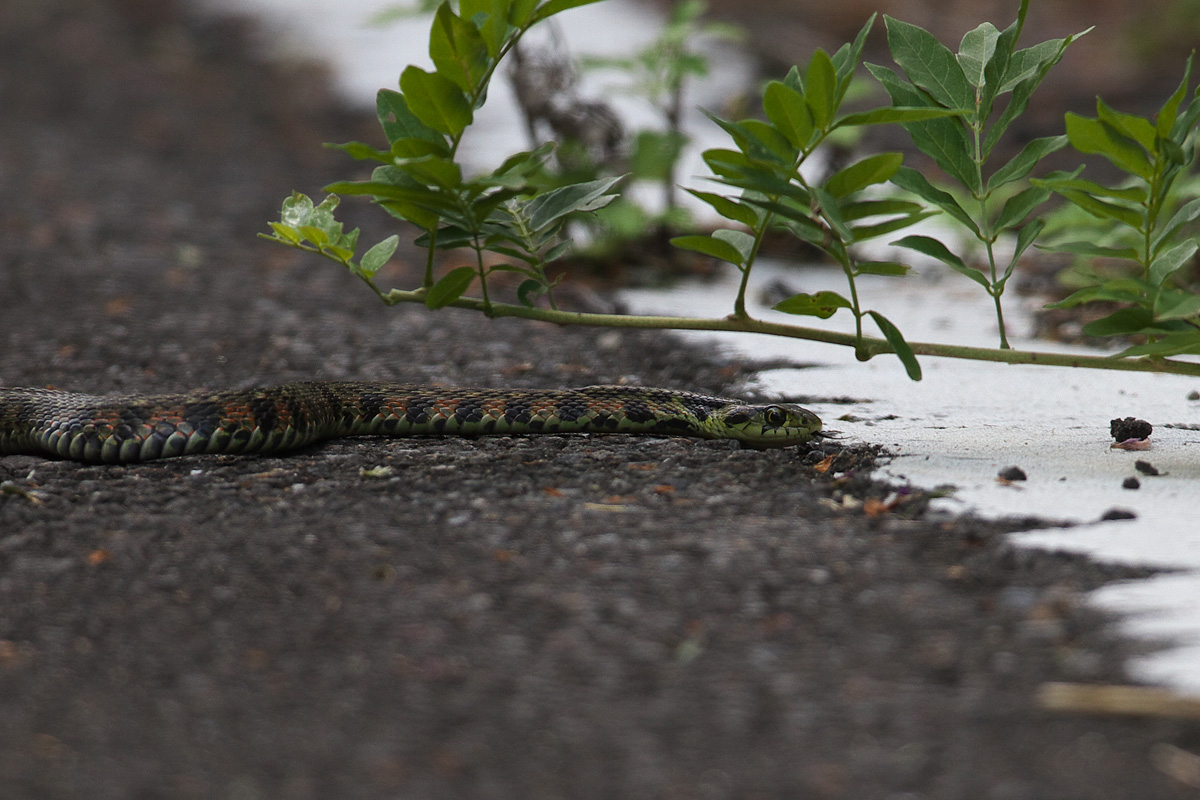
1038,682,1200,719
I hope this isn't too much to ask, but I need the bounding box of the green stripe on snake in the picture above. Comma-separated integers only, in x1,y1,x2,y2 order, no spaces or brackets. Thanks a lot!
0,382,823,464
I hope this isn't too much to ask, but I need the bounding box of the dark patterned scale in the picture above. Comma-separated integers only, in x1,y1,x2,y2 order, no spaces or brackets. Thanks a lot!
0,381,822,463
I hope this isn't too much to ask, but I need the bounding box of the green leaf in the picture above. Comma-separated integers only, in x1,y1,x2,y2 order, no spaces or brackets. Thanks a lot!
1044,280,1147,309
1149,239,1200,286
998,38,1071,93
707,165,813,205
670,234,746,265
982,29,1090,156
884,16,974,110
831,14,875,99
1064,112,1153,181
311,193,341,224
856,261,912,276
327,140,395,163
979,19,1018,116
297,225,330,246
419,225,477,250
376,89,443,146
484,245,537,266
685,189,759,227
280,192,315,227
429,3,490,92
525,175,623,231
840,198,926,222
1096,98,1156,151
425,266,477,309
379,201,440,231
889,167,980,235
738,119,797,162
713,228,756,263
1082,306,1155,337
389,136,451,160
1154,287,1200,321
1153,195,1200,251
804,49,837,129
491,142,554,176
891,234,989,289
865,64,977,191
1037,240,1140,260
868,310,922,380
812,185,852,242
851,209,935,241
1029,175,1146,204
322,245,354,263
465,0,510,57
993,185,1052,232
1160,138,1188,167
517,279,546,308
326,178,457,212
1116,330,1200,358
737,197,822,238
1048,186,1144,228
630,130,686,181
508,0,538,25
957,22,1000,89
1002,219,1044,285
824,152,903,198
986,135,1068,192
543,240,572,262
774,218,830,249
773,290,853,318
400,66,473,136
704,113,793,164
701,147,755,179
531,0,607,23
400,154,464,189
1156,53,1194,138
835,106,964,127
358,235,400,277
782,64,804,95
267,222,301,244
762,80,814,149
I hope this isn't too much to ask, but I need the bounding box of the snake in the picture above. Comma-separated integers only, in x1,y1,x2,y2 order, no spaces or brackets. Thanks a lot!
0,382,823,464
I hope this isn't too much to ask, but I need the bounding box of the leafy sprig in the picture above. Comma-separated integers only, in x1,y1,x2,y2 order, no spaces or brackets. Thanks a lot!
868,0,1090,348
262,0,1200,382
263,0,617,311
1033,54,1200,357
674,15,962,378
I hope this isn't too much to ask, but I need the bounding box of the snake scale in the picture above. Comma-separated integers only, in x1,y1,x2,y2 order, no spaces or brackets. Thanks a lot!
0,382,823,464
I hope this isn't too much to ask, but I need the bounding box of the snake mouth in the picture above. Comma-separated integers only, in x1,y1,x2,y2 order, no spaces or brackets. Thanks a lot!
812,429,844,440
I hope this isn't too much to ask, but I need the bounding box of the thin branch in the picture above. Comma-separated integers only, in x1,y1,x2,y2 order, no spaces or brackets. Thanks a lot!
379,287,1200,377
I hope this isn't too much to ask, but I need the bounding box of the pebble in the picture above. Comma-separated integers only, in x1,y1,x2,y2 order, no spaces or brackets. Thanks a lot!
997,466,1027,481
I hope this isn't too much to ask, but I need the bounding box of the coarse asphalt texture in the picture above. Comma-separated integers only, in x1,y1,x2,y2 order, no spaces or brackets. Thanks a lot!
1,1,1198,798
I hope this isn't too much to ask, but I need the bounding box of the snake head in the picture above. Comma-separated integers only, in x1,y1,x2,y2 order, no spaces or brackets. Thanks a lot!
716,402,823,449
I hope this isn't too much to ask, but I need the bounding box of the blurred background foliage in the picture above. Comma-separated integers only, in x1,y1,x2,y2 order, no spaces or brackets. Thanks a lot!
682,0,1200,140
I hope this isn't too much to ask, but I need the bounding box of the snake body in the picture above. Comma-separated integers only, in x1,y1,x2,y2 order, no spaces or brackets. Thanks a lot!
0,382,822,464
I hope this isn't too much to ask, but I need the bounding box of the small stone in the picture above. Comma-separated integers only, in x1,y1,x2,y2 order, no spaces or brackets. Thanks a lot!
1134,460,1160,476
1188,390,1200,401
997,466,1027,481
1110,417,1152,442
1100,508,1138,521
1122,477,1140,490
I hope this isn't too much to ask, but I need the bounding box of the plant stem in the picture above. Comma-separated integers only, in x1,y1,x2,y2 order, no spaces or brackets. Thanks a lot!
378,287,1200,376
991,288,1009,349
732,220,771,319
472,239,492,312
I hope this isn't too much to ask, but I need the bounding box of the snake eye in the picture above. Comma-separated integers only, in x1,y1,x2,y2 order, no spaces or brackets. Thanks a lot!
763,405,788,428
